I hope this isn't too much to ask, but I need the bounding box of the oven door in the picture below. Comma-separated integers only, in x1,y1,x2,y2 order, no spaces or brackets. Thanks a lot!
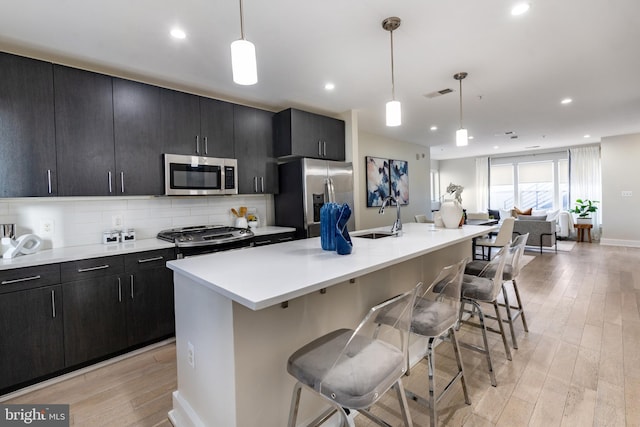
164,154,237,195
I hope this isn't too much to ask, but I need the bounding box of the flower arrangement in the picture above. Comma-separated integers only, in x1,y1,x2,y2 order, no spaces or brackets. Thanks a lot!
445,183,464,204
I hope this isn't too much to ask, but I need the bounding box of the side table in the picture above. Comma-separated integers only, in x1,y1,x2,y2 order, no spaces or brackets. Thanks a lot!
575,223,593,243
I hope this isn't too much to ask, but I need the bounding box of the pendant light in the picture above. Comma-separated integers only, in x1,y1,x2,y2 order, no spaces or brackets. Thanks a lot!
382,17,401,127
230,0,257,85
454,72,468,146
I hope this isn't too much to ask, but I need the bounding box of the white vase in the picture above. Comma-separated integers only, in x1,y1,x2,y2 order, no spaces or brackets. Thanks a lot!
440,199,463,229
576,217,592,225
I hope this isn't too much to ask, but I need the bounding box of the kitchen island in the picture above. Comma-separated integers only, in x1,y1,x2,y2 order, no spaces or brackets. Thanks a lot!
166,223,495,427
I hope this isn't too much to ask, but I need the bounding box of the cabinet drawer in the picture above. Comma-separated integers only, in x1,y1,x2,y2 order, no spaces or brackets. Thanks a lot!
0,264,61,294
254,232,296,247
124,248,176,272
61,255,124,282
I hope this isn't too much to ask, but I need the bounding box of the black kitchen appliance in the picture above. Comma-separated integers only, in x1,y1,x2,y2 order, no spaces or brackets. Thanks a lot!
157,225,254,258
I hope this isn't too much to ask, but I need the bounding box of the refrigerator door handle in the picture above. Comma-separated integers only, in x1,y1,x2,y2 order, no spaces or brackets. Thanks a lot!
325,178,336,203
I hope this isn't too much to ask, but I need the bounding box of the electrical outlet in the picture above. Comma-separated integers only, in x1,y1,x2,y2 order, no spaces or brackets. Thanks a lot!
111,214,123,228
622,190,633,197
40,218,54,234
187,341,195,368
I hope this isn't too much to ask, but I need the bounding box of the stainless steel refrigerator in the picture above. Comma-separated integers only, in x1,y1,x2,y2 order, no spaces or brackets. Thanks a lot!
275,158,354,239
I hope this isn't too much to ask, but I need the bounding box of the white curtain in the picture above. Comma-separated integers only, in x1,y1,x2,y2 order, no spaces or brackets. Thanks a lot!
475,156,489,212
569,145,602,238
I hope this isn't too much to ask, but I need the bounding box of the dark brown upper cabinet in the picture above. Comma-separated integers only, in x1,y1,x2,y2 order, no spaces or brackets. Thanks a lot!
273,108,345,161
0,53,56,197
54,65,116,196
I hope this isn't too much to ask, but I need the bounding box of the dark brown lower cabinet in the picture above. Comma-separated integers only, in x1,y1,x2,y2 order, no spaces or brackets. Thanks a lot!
124,249,175,346
62,275,128,367
0,284,64,390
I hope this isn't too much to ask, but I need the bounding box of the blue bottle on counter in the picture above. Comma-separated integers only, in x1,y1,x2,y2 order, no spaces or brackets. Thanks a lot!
320,202,339,251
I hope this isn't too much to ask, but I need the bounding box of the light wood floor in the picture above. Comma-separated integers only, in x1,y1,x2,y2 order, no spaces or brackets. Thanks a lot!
3,343,176,426
4,242,639,426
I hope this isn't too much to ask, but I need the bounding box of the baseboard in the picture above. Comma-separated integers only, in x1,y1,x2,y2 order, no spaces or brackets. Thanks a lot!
600,238,640,248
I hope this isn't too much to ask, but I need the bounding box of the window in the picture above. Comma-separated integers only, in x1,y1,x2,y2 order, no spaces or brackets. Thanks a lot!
489,152,569,211
518,162,553,209
430,169,440,204
489,164,514,209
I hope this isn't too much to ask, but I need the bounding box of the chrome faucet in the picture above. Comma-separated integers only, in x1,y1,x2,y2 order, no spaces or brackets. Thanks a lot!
379,195,402,235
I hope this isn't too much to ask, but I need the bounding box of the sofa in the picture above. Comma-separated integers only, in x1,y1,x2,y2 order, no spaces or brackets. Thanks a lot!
512,215,557,253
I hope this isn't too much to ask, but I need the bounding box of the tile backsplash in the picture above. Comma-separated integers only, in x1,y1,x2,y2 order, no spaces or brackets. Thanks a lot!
0,195,274,249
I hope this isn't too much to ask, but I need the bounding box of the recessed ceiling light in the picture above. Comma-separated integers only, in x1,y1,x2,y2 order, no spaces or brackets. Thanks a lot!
584,134,591,138
511,2,530,16
430,126,438,131
494,145,500,149
170,28,186,39
324,82,335,91
468,136,474,140
561,98,573,104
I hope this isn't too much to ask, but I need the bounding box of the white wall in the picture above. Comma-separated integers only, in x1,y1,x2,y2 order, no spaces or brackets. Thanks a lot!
600,133,640,247
0,195,273,249
438,157,479,212
356,132,431,230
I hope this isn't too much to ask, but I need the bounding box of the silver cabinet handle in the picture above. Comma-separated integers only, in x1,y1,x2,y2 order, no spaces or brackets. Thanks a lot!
1,275,41,285
120,172,125,193
47,169,52,194
253,176,258,193
130,274,134,300
77,264,110,273
323,141,327,157
279,236,294,242
260,176,265,193
204,136,208,155
137,256,164,264
318,140,322,157
196,135,200,154
255,239,272,246
108,171,113,193
51,290,56,318
118,277,122,302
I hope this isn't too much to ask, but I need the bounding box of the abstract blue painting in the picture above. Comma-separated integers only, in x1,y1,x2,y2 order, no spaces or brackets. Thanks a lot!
365,156,390,207
390,159,409,205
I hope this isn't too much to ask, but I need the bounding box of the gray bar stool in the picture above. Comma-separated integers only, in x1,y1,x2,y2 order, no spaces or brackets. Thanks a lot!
286,286,419,427
464,233,530,349
404,259,471,427
457,244,511,387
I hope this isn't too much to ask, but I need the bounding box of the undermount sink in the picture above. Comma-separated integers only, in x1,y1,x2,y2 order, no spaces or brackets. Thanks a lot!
354,231,397,239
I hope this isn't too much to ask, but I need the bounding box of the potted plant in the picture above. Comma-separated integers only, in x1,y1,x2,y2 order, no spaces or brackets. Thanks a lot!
571,198,599,224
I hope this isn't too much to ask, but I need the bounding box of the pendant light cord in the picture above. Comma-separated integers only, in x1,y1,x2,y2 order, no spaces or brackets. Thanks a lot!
239,0,246,40
390,29,396,100
459,77,463,129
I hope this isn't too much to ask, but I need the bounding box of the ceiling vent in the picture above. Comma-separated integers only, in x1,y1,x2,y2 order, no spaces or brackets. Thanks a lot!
423,88,453,98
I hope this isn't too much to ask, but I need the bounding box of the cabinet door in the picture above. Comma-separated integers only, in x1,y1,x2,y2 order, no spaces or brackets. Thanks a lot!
200,98,235,158
0,285,64,391
0,53,56,197
113,78,163,195
63,275,127,366
124,249,175,346
317,114,346,161
160,88,200,155
234,105,277,194
54,65,116,196
273,108,345,161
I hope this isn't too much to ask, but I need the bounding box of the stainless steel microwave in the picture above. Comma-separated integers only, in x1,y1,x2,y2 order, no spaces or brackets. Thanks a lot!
164,154,238,196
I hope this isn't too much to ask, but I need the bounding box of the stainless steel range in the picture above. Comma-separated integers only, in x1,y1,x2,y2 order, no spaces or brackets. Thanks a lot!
157,225,254,258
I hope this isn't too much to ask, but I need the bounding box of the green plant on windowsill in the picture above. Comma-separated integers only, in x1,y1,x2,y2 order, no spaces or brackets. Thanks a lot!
570,198,599,218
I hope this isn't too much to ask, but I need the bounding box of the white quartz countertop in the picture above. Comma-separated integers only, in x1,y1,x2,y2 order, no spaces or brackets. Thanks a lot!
167,223,497,310
0,226,296,270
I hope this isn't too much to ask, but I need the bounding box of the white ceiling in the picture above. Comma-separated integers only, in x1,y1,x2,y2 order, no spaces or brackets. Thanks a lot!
1,0,639,160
